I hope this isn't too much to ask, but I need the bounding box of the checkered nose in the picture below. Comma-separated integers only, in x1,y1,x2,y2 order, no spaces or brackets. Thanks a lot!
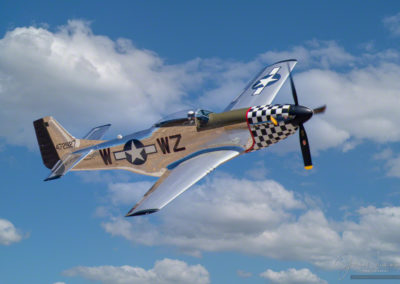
289,105,313,125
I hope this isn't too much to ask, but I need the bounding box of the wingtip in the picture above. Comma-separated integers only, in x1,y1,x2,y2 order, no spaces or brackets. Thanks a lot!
304,165,313,170
44,175,62,181
125,209,159,217
274,58,297,64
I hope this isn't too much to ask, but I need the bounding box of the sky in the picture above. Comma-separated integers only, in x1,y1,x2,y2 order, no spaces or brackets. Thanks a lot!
1,1,400,283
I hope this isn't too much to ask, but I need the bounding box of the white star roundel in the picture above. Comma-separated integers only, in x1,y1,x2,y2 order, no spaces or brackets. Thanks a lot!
252,67,281,96
113,139,157,165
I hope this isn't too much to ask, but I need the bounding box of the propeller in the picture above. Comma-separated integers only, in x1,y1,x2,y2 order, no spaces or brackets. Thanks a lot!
313,105,326,114
299,124,312,169
289,67,299,106
287,64,326,170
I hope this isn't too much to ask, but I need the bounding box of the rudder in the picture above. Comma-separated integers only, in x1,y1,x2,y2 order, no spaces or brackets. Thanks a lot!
33,116,77,169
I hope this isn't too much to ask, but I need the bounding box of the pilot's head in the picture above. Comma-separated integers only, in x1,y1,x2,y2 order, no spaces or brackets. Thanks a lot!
187,110,195,120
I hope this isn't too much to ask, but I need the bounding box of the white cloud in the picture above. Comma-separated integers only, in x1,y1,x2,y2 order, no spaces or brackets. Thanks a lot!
342,139,361,152
101,174,400,270
383,12,400,36
0,21,208,148
108,181,153,206
260,268,327,284
0,218,23,245
103,175,305,247
261,40,355,69
53,282,66,284
64,258,209,284
306,118,350,152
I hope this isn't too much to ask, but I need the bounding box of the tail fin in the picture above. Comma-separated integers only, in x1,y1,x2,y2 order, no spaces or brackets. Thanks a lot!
33,116,78,169
34,117,111,180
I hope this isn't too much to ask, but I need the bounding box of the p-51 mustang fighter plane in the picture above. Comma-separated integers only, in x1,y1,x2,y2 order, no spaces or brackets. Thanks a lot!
34,59,325,216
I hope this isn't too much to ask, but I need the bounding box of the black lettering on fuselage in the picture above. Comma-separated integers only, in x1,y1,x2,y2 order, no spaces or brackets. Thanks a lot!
170,134,186,152
157,137,170,154
99,148,112,165
157,134,185,154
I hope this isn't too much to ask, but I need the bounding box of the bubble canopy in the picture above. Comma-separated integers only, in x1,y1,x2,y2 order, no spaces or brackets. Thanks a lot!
154,109,213,127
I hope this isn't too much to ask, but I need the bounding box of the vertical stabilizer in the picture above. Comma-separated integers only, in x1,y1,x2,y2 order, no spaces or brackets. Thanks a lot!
33,116,78,169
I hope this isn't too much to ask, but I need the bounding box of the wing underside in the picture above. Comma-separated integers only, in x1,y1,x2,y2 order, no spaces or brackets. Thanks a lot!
224,59,297,111
126,149,241,216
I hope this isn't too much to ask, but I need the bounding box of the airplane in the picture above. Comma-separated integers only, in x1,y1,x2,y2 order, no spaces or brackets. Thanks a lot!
33,59,326,217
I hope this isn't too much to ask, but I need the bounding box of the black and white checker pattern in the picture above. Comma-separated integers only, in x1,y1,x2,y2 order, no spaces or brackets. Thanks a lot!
247,104,297,150
247,104,290,124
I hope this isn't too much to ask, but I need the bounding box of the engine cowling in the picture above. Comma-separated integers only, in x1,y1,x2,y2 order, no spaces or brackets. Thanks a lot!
246,104,298,151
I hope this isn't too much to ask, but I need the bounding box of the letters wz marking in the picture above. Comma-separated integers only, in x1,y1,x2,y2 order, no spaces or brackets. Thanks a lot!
170,134,185,152
157,137,170,154
157,134,186,154
99,148,112,165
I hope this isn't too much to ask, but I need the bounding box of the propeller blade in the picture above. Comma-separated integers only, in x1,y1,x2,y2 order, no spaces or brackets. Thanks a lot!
313,105,327,114
299,124,312,170
288,63,299,106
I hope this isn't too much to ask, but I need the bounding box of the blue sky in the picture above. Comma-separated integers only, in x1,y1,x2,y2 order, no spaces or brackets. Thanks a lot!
1,1,400,283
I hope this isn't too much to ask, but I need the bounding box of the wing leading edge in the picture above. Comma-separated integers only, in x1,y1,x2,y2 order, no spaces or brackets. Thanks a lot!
224,59,297,111
125,148,242,216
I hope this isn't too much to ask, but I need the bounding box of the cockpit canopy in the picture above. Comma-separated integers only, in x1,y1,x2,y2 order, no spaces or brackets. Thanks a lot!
154,109,213,127
195,109,213,127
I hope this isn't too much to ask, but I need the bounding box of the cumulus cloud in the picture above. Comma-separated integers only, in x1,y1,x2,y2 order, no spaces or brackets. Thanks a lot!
0,218,23,245
64,258,209,284
260,268,327,284
0,20,210,147
383,12,400,36
101,175,400,269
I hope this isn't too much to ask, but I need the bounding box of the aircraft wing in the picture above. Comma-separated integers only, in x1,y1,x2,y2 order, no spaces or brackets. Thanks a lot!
125,148,242,216
224,59,297,111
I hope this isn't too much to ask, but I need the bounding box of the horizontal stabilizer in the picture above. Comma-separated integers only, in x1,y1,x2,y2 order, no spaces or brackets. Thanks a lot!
82,124,111,140
44,149,92,181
